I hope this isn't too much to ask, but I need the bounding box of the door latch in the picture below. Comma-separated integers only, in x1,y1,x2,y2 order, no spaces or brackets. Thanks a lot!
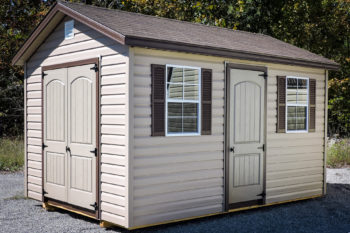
90,148,98,157
42,143,48,150
230,147,235,153
66,146,71,154
257,144,265,152
90,202,98,211
43,189,48,195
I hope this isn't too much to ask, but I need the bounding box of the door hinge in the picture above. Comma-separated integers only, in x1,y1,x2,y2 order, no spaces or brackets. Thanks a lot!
43,189,48,195
258,144,265,152
42,143,48,150
90,148,98,157
257,191,266,198
42,71,47,77
90,64,99,72
258,73,268,79
90,202,98,211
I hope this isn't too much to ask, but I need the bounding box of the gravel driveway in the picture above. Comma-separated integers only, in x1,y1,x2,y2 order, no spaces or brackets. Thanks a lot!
1,170,350,233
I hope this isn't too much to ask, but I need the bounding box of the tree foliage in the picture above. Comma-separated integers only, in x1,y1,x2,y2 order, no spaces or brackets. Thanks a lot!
0,0,54,136
2,0,350,137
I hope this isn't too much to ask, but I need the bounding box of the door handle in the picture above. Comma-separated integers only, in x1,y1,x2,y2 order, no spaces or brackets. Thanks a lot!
257,144,265,152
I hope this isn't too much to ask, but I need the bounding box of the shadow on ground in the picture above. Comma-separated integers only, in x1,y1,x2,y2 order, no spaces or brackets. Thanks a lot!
1,171,349,233
124,184,350,233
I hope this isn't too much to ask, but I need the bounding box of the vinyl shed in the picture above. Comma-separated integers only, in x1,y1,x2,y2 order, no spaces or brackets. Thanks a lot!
12,1,339,230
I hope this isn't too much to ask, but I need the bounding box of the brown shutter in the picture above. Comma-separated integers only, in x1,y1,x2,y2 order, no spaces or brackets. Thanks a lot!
309,79,316,132
151,64,166,136
277,76,286,133
201,68,212,135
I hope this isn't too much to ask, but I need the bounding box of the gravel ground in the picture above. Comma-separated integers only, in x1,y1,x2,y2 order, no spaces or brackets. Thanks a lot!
327,168,350,184
0,170,349,233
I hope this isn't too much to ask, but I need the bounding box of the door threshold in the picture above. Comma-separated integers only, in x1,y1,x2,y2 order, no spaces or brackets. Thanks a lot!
229,199,263,210
44,198,98,219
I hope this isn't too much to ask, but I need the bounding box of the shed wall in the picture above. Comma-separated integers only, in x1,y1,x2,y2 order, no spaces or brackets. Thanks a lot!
25,17,129,227
265,68,325,203
131,48,326,227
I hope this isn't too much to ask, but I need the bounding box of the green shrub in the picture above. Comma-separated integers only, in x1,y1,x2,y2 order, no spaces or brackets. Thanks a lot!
327,138,350,168
0,138,24,171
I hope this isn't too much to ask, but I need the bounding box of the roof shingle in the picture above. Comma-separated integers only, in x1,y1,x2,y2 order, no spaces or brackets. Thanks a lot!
14,0,339,69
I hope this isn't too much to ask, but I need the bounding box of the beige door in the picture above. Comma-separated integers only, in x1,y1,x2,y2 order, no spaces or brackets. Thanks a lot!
43,68,68,202
67,64,97,210
43,63,97,211
228,68,265,204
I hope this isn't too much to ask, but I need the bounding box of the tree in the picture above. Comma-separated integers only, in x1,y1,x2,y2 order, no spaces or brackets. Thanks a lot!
0,0,54,137
3,0,350,137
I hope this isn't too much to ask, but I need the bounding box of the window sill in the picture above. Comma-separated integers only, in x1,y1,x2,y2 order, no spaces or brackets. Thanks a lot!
286,130,309,133
165,133,201,137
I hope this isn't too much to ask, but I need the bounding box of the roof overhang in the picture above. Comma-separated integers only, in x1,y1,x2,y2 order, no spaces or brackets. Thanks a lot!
12,2,339,71
12,2,125,66
125,36,340,70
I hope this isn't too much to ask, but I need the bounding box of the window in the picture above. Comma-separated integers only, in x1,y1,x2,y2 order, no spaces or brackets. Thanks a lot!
64,20,74,39
286,76,309,132
166,65,201,136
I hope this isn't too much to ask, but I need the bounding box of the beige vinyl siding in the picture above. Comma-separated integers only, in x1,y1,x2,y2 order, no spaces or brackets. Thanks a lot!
130,47,326,227
25,17,129,227
131,48,225,227
100,51,129,227
265,68,325,203
26,69,43,201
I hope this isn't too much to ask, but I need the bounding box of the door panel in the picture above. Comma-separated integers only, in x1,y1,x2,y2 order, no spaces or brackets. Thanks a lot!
70,77,93,144
46,152,65,186
229,68,265,204
70,156,92,192
43,68,68,202
233,154,260,187
234,82,261,143
67,64,97,210
46,80,65,141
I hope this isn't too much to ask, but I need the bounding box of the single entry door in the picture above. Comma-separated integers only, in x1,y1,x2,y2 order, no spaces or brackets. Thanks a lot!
228,67,265,205
43,62,97,211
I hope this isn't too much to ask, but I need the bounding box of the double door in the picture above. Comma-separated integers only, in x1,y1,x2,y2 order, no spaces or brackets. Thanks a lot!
43,63,97,211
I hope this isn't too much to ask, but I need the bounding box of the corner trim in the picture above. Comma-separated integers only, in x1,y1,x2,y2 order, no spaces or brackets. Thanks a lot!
323,70,328,195
24,62,28,197
127,47,135,228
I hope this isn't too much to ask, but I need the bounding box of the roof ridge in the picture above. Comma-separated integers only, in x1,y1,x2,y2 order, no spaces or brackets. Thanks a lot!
59,0,271,38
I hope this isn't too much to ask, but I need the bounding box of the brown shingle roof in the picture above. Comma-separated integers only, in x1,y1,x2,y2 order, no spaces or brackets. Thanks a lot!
12,0,339,69
59,1,338,69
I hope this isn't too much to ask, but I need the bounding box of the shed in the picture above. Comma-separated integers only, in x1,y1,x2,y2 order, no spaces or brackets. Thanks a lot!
12,1,339,229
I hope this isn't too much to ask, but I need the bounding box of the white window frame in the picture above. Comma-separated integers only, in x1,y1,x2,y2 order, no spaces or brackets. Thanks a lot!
165,64,201,136
286,76,309,133
64,20,74,40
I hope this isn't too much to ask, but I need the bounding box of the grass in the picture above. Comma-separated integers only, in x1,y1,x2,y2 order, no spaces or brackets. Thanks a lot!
4,193,28,200
327,138,350,168
0,138,24,172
